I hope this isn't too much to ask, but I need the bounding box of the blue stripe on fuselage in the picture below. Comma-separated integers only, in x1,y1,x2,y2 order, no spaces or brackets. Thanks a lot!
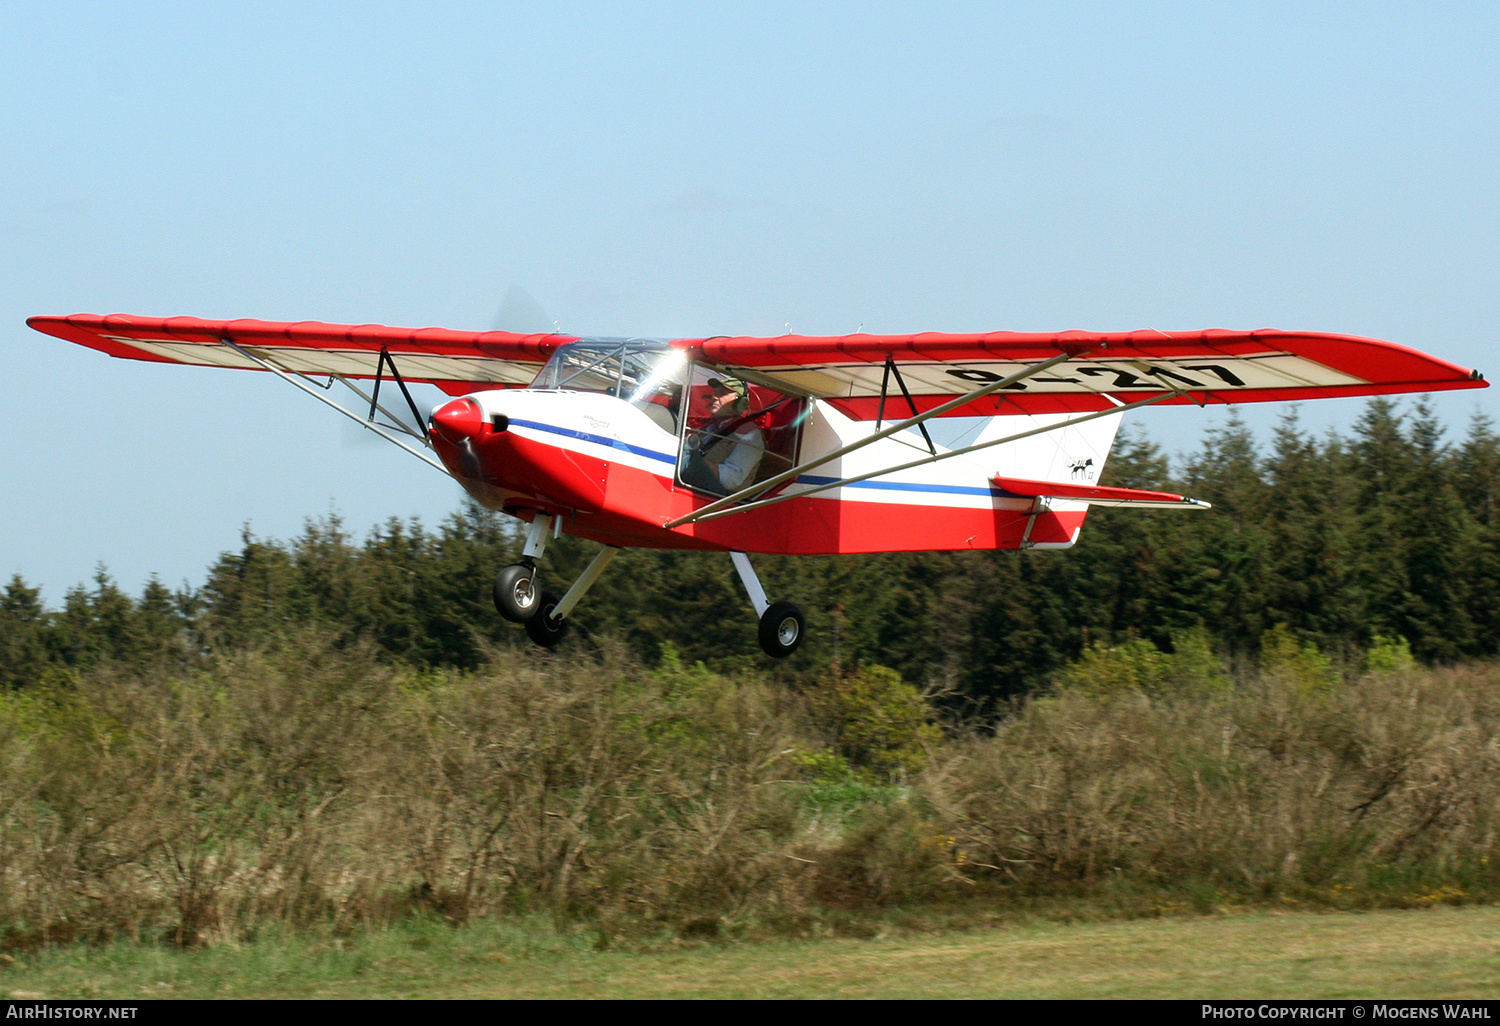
793,474,1003,498
507,418,678,465
508,420,1005,498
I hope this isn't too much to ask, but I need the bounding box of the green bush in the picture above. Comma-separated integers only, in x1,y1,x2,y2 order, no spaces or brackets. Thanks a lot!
1366,635,1416,674
1055,638,1169,696
1260,624,1337,695
803,665,942,784
5,631,1500,948
1054,629,1228,698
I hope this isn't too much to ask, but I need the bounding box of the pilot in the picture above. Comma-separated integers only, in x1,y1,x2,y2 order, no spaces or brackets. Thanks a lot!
681,378,764,497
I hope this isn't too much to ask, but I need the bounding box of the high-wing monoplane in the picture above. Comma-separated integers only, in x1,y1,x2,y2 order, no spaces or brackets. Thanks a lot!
28,313,1487,656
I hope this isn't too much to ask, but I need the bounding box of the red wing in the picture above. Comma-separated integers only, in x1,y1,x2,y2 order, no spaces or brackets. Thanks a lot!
27,313,576,395
689,329,1486,419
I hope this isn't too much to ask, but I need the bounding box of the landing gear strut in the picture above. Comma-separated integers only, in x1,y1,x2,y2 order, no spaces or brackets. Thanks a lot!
495,519,804,658
492,513,556,622
731,551,804,658
494,513,619,650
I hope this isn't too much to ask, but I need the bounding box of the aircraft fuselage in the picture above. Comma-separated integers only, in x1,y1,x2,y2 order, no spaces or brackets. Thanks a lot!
428,386,1096,556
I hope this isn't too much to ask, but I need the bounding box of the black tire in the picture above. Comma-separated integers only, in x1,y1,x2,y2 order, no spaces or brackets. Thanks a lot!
524,590,569,648
493,564,541,623
758,600,804,658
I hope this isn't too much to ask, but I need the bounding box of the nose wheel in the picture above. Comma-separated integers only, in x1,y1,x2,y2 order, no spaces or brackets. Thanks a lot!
493,563,540,622
494,564,569,645
493,515,616,651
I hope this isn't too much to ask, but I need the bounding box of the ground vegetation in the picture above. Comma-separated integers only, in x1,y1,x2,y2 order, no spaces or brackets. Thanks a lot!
3,398,1500,951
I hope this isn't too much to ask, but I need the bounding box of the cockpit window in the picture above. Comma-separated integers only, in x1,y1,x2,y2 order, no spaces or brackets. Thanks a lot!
530,341,687,433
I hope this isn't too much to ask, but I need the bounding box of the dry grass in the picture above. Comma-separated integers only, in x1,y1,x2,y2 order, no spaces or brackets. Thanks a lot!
0,637,816,946
4,637,1500,951
924,663,1500,907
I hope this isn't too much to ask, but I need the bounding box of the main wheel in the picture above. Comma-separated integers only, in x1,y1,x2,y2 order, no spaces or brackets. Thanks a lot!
758,600,804,658
524,590,569,648
493,564,541,623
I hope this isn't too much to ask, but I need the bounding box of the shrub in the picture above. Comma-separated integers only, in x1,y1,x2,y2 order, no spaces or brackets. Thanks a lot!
1055,638,1169,696
923,661,1500,907
1367,635,1417,674
1260,624,1337,695
1054,629,1228,699
803,665,942,783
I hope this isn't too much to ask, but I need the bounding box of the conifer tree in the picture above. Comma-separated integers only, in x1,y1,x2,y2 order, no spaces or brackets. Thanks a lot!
1455,413,1500,653
0,574,48,688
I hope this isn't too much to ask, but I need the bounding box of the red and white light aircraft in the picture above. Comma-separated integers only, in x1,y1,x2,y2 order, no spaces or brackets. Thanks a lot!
28,313,1487,656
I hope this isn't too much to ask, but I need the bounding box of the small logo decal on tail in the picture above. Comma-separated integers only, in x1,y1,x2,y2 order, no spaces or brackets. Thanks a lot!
1068,458,1095,481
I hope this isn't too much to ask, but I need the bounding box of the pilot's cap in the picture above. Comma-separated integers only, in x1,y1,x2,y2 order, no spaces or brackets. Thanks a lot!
707,377,744,397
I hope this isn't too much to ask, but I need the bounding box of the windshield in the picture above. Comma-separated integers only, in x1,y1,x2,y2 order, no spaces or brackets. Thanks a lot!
530,341,687,427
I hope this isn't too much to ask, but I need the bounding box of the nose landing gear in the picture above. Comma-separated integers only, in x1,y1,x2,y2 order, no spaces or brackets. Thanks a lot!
493,564,568,646
492,512,614,650
493,563,540,622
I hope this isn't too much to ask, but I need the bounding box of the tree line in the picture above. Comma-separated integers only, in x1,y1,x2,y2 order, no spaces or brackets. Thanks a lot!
3,397,1497,704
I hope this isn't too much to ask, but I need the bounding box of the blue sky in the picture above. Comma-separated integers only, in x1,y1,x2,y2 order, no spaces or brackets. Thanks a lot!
3,1,1497,601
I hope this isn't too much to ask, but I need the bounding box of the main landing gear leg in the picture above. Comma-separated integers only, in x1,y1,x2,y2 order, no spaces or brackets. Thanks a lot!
552,546,618,622
522,545,618,649
730,551,804,658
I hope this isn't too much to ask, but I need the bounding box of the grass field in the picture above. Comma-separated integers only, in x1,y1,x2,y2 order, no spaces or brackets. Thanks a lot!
3,905,1499,999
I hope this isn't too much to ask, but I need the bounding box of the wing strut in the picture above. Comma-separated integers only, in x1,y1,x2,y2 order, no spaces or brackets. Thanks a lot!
369,347,428,438
221,340,453,476
678,389,1178,526
876,356,937,455
324,373,430,445
666,349,1084,528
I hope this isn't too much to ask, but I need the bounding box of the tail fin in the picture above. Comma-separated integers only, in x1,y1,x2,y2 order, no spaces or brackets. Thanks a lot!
976,411,1124,489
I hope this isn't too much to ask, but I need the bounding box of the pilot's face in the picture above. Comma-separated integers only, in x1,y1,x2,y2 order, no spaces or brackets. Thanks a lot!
706,390,734,415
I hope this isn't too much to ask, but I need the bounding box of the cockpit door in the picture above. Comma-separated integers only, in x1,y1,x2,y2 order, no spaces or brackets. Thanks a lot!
678,364,806,498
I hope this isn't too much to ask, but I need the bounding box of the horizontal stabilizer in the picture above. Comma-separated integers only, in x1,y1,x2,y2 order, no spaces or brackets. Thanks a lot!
992,475,1211,510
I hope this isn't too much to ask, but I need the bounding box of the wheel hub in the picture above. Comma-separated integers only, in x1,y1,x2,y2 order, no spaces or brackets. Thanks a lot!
513,576,535,606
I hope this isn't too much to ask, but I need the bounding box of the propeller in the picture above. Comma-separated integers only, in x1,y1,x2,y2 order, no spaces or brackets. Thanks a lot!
430,397,489,480
395,287,553,481
340,286,553,453
456,437,484,479
494,285,554,334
